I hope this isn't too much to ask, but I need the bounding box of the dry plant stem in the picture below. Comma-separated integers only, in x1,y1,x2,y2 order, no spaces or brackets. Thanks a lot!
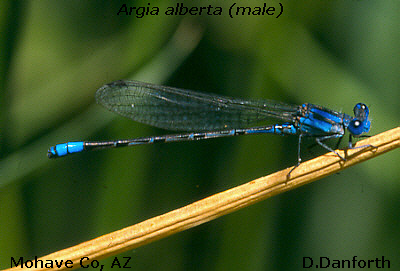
6,127,399,271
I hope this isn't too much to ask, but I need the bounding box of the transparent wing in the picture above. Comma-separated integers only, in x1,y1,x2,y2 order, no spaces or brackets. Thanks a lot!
95,80,299,131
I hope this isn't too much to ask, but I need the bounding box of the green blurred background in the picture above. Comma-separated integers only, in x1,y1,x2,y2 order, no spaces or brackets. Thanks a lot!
1,0,399,270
